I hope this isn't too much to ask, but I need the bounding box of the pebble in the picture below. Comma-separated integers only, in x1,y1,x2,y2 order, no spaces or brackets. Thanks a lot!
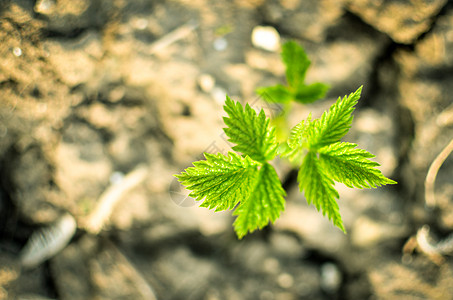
198,74,215,93
251,26,280,52
277,273,294,289
213,37,228,51
320,262,342,293
34,0,55,14
12,47,22,57
109,171,125,185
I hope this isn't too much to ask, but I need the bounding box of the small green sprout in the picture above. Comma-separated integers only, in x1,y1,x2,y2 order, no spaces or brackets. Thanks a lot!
175,42,396,239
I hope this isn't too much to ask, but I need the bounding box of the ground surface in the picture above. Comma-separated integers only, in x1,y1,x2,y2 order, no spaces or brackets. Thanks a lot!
1,0,453,299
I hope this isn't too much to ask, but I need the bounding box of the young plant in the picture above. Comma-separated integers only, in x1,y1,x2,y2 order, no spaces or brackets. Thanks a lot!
256,40,329,105
175,42,397,239
256,41,329,141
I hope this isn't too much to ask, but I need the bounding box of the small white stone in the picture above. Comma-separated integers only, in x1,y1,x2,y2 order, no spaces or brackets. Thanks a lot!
198,74,215,92
251,26,280,52
34,0,55,14
110,171,124,185
320,262,342,293
213,37,227,51
12,47,22,57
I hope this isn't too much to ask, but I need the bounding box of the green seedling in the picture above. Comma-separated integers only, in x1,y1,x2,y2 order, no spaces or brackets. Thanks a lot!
257,40,329,105
257,41,329,141
175,42,396,239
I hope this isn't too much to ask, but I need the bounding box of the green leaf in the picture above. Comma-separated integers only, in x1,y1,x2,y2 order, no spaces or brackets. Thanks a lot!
233,163,286,239
283,115,312,164
176,153,286,239
287,115,313,150
223,96,278,163
175,152,259,211
287,88,396,232
307,86,362,149
318,142,397,189
294,82,329,104
256,41,328,105
256,85,293,103
285,86,363,159
298,152,345,232
281,40,310,89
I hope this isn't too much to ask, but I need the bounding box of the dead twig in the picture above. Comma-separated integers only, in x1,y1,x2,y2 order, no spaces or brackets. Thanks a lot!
417,225,453,264
146,20,198,55
403,225,453,265
83,165,148,234
424,138,453,207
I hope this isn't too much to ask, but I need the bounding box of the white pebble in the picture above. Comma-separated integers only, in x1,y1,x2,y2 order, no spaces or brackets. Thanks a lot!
34,0,55,14
213,37,228,51
251,26,280,52
320,262,342,293
110,171,125,185
198,74,215,93
12,47,22,57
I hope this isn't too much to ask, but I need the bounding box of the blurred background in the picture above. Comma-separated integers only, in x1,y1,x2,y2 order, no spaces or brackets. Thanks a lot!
1,0,453,299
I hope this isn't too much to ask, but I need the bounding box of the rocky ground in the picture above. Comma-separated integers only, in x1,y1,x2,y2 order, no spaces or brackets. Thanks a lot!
1,0,453,299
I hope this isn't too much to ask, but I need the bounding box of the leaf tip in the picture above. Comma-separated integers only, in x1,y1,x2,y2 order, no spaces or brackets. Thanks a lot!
355,85,363,96
236,231,246,240
386,178,398,185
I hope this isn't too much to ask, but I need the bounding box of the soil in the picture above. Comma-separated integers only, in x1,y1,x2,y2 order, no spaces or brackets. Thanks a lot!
1,0,453,299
